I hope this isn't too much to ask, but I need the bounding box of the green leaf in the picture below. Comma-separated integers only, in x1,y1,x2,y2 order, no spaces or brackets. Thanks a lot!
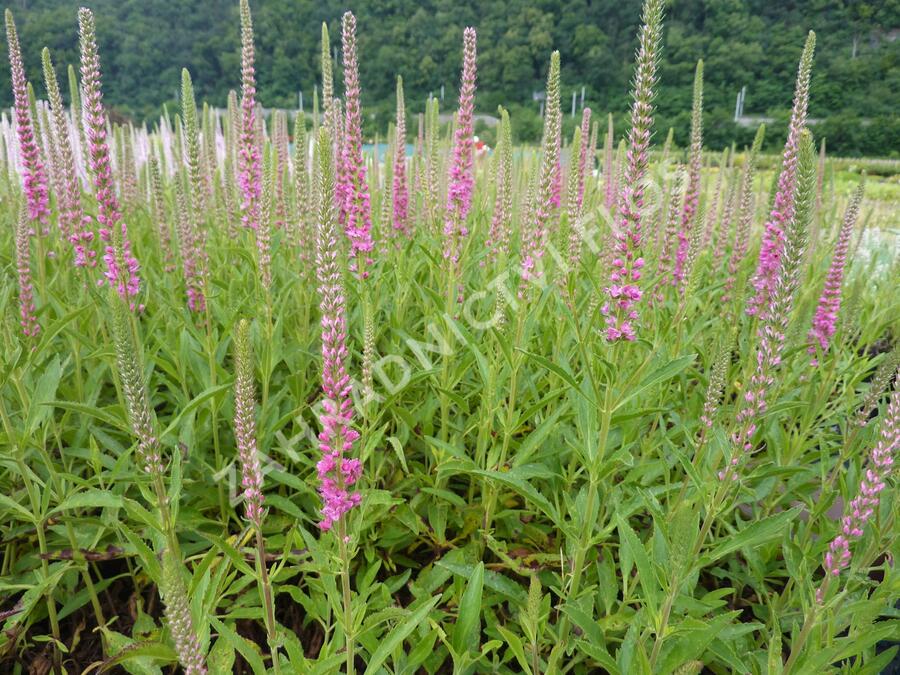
576,640,620,674
451,561,484,656
210,617,267,675
704,509,800,564
437,560,528,605
615,355,695,411
50,489,124,516
46,401,126,431
497,626,532,674
159,383,231,439
26,356,62,435
0,493,36,523
617,515,659,618
207,637,236,673
446,464,559,522
518,349,590,403
364,595,440,675
99,630,172,674
560,603,604,647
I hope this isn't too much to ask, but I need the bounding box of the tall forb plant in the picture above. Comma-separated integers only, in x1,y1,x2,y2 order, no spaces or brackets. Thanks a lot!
747,32,815,317
601,0,665,342
79,7,141,307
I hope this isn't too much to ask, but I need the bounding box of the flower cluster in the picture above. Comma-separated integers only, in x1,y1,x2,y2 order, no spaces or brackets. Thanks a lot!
520,51,561,296
575,107,592,214
237,0,263,233
601,0,665,342
486,108,513,265
807,179,864,363
442,27,478,267
723,124,765,302
315,128,362,532
747,32,815,317
819,386,898,598
392,76,410,237
42,47,95,267
5,10,50,233
724,130,815,480
160,551,208,675
14,204,39,337
674,60,703,289
603,113,616,212
339,11,374,278
233,320,265,527
79,7,141,305
110,293,162,476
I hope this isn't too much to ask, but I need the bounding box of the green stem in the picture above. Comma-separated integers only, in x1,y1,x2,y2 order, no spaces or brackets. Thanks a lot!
783,602,818,674
439,261,457,444
548,386,613,672
255,527,281,674
204,304,227,523
482,311,526,531
337,518,355,675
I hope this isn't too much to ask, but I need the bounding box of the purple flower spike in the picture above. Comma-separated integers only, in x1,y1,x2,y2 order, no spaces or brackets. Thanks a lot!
601,0,665,342
314,128,361,532
807,180,864,363
747,32,815,318
238,0,263,233
6,10,50,234
339,11,374,278
79,7,141,307
818,386,898,600
442,26,477,268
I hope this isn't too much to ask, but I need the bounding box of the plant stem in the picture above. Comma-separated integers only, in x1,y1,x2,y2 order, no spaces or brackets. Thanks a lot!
255,527,281,674
783,602,818,674
483,311,525,531
337,517,355,675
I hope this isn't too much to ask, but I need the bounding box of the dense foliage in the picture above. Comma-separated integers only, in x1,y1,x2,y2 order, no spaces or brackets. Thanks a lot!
1,0,899,155
1,0,899,673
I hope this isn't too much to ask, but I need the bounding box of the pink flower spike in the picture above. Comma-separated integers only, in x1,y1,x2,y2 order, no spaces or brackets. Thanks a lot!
5,10,50,234
339,11,374,278
78,7,141,306
314,128,362,531
392,76,410,237
807,179,864,362
817,387,899,599
442,26,477,268
237,0,263,233
602,0,665,342
747,32,815,318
